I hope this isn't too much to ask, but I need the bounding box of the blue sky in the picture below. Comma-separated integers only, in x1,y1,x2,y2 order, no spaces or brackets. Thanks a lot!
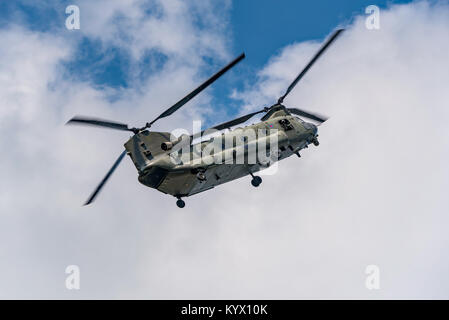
3,0,449,299
0,1,411,82
0,0,413,119
231,0,412,67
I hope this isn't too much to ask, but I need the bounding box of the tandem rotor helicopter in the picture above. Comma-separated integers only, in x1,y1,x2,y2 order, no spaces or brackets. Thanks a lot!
67,29,344,208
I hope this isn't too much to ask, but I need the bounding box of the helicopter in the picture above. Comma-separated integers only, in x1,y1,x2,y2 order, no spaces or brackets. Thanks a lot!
67,29,344,208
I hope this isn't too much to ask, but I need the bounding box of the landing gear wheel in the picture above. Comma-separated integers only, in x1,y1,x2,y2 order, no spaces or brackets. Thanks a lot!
176,199,185,208
251,176,262,187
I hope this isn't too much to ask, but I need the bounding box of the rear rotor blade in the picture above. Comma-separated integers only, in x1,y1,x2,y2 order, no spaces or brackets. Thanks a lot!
84,150,127,206
278,29,344,104
67,116,133,132
288,108,328,123
149,53,245,126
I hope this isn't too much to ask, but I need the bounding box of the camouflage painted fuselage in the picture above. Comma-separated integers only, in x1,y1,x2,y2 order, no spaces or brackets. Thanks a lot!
124,106,318,198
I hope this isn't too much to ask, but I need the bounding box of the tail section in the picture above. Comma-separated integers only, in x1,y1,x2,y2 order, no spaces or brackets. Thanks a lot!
124,130,172,172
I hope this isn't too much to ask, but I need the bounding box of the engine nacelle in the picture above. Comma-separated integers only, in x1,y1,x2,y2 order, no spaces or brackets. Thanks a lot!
161,141,173,151
161,134,191,151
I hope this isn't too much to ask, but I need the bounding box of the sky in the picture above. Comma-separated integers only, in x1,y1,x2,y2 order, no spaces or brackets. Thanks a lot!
1,0,449,299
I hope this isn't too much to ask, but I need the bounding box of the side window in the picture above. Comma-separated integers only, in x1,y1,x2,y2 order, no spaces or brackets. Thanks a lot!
278,119,294,131
139,142,153,160
144,150,153,160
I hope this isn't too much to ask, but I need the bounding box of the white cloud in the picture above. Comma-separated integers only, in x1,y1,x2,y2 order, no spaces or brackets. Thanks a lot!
0,1,233,299
224,0,449,299
78,0,231,62
1,0,449,299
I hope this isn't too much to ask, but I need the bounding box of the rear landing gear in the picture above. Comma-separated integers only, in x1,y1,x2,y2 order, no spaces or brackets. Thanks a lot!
176,198,185,208
250,173,262,187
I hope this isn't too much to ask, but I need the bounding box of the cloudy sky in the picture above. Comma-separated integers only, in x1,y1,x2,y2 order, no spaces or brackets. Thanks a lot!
1,0,449,299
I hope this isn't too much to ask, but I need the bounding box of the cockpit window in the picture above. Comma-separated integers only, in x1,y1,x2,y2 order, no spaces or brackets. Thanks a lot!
302,122,314,130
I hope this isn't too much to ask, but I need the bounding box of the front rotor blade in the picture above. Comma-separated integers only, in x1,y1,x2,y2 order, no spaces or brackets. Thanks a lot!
84,150,127,206
67,116,132,132
288,108,328,123
192,109,265,138
149,53,246,126
278,29,344,104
